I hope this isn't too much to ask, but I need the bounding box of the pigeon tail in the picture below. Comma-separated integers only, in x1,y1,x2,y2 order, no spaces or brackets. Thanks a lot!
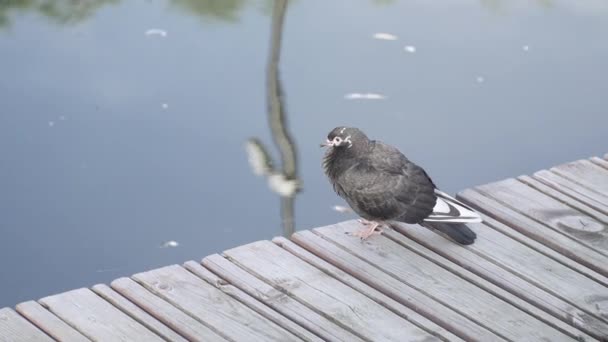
424,190,483,223
422,221,477,245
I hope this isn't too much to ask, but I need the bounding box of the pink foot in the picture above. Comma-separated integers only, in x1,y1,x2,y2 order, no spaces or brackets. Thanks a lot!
352,220,384,240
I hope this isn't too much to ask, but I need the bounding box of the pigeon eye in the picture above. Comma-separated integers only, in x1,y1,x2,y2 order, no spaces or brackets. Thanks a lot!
333,137,342,144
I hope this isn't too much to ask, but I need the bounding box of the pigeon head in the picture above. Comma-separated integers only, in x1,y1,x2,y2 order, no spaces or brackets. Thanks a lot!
321,126,369,150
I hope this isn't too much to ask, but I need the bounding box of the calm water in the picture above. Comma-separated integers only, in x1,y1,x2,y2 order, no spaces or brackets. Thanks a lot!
1,0,607,307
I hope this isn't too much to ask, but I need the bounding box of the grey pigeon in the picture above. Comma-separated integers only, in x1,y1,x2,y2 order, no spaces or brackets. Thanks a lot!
321,126,482,244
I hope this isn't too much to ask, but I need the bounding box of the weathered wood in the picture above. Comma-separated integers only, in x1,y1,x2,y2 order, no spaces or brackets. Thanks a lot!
551,159,608,197
533,170,608,215
110,277,225,341
459,188,608,277
272,236,466,342
0,308,52,342
284,233,497,341
384,220,606,341
15,301,89,342
590,157,608,170
132,264,299,341
186,259,335,342
309,222,575,341
519,174,608,217
455,210,608,289
91,284,187,342
223,240,439,342
475,178,608,257
39,288,163,341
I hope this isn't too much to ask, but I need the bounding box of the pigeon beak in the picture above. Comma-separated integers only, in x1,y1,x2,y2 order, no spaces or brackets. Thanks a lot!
320,139,332,148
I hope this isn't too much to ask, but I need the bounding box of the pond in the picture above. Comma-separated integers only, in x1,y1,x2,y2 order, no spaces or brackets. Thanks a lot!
0,0,607,307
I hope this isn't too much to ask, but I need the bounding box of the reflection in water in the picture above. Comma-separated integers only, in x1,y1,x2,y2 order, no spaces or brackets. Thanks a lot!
245,0,301,237
0,0,120,28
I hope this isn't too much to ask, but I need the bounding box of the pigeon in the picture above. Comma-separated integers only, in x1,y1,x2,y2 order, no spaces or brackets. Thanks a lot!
321,126,482,245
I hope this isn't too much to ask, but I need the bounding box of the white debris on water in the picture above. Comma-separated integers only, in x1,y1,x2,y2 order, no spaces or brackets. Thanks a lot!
404,45,416,53
344,93,387,100
160,240,179,248
59,115,67,121
145,29,167,37
476,76,485,83
522,45,530,52
48,121,55,127
161,103,169,109
333,205,353,213
373,32,398,41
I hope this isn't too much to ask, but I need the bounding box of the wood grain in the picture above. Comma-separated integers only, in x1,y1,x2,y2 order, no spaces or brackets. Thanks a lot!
15,300,89,342
383,220,606,341
551,159,608,197
310,222,574,341
185,260,329,342
459,188,608,277
39,288,163,341
111,277,226,341
273,236,466,342
91,284,187,342
223,240,439,342
533,169,608,215
0,308,52,342
132,264,298,341
475,178,608,256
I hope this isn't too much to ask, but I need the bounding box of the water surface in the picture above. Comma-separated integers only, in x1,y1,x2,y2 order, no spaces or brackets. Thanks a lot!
1,0,607,307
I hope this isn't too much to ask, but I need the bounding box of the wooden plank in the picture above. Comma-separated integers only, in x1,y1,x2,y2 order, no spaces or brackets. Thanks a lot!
91,284,187,342
39,288,163,341
272,236,467,342
0,308,52,342
382,220,606,341
185,260,329,342
132,264,299,341
533,170,608,215
111,277,226,341
455,210,608,288
281,233,497,341
476,178,608,257
308,222,575,342
459,188,608,277
591,157,608,170
15,301,89,342
551,159,608,197
223,240,440,342
520,174,608,216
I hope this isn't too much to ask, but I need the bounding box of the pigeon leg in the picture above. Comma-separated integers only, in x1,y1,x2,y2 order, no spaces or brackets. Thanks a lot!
352,221,383,240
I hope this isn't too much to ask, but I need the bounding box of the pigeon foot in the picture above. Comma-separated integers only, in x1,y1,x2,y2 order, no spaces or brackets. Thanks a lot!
352,220,384,240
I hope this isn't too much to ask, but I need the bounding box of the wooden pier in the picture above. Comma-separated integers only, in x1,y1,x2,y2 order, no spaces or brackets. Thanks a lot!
2,154,608,341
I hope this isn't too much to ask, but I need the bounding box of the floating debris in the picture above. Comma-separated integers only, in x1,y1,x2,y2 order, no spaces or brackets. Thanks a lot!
522,45,530,52
373,32,398,41
244,138,273,176
404,45,417,53
476,76,485,83
59,115,67,121
333,205,353,213
160,240,179,248
344,93,387,100
48,121,55,127
145,29,167,37
161,103,169,109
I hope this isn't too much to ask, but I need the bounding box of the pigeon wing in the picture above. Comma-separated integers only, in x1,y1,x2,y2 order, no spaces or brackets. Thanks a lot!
336,142,436,223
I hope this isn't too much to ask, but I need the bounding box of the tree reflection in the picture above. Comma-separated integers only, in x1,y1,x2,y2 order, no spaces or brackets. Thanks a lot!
245,0,300,237
0,0,120,28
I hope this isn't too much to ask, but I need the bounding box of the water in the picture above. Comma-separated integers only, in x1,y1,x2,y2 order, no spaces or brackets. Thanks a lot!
0,0,606,307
